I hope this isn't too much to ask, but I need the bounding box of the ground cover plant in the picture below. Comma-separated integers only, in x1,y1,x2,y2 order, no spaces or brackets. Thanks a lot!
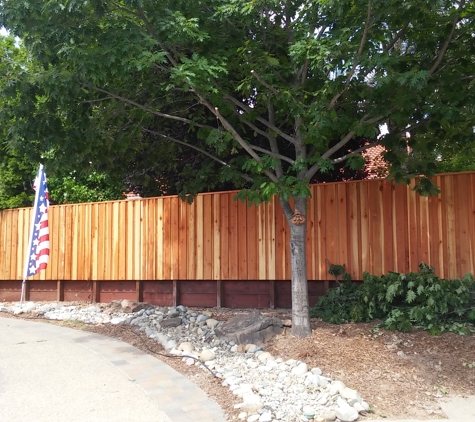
311,263,475,335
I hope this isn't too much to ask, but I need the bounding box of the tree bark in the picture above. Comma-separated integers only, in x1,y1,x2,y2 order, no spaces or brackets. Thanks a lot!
286,197,312,337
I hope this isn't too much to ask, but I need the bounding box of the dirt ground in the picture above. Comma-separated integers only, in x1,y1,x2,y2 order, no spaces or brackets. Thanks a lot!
3,305,475,421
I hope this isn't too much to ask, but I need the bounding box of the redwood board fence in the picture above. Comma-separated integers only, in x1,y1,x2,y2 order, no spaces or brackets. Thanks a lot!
1,172,474,308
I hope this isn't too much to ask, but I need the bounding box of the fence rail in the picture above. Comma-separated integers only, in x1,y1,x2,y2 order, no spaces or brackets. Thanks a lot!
1,172,474,305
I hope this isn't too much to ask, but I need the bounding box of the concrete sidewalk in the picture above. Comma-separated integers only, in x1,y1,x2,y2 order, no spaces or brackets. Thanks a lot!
0,317,226,422
366,394,475,422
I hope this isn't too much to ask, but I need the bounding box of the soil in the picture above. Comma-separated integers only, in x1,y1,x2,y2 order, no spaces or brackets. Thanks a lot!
3,305,475,421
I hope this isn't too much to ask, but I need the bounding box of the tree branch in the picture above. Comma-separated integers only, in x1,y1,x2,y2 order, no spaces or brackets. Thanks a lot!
92,86,213,128
328,0,372,111
250,145,295,165
267,102,285,179
141,128,254,182
212,106,280,183
135,5,178,67
383,21,410,52
224,95,297,144
428,1,464,76
331,140,380,164
251,70,279,94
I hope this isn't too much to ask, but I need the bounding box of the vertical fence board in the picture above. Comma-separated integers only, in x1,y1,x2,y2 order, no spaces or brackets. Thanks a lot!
195,195,204,279
170,197,179,280
203,195,213,280
247,202,258,280
237,199,248,280
178,199,188,280
213,195,221,280
156,199,164,280
220,194,230,280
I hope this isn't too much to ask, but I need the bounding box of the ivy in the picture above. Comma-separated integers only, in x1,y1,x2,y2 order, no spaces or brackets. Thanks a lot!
310,263,475,335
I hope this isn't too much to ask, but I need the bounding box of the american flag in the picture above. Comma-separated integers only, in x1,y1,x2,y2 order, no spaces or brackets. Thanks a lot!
26,164,50,277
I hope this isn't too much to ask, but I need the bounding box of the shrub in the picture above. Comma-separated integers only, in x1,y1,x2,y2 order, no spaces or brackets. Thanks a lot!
310,263,475,335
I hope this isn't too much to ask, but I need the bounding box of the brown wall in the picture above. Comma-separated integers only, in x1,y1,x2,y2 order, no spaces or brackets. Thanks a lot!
1,172,474,291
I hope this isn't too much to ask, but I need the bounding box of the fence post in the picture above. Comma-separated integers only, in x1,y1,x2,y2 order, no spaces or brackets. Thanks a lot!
135,281,143,302
56,280,63,302
92,281,100,303
172,280,179,306
216,280,222,307
269,280,275,309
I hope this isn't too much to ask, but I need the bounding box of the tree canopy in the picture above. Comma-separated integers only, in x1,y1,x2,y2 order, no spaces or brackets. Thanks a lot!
1,0,474,335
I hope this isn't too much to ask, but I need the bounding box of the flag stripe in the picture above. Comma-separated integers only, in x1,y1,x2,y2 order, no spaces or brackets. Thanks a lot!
26,164,50,278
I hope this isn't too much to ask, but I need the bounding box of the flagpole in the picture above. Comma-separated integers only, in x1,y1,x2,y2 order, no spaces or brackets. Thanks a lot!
20,164,43,305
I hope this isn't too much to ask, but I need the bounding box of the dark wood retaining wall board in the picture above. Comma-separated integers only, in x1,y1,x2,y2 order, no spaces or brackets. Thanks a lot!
0,279,338,309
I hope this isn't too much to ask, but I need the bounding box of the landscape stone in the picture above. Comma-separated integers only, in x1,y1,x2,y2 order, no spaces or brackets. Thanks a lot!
160,317,182,328
214,309,283,345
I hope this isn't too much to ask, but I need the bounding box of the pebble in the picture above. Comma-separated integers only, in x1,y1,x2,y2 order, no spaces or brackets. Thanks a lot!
1,301,370,422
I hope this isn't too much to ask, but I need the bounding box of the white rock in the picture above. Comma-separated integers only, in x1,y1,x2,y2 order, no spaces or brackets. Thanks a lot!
311,367,323,376
291,362,308,377
22,302,36,313
240,393,263,413
257,352,274,362
247,415,260,422
328,380,346,395
178,342,194,353
340,387,363,404
199,349,216,362
259,413,272,422
335,397,359,422
238,412,247,420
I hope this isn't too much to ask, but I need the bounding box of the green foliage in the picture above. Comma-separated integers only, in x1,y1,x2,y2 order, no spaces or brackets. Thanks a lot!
310,263,475,335
47,170,125,204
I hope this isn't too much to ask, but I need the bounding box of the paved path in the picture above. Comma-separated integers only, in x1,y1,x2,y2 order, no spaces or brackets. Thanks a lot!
366,395,475,422
0,317,227,422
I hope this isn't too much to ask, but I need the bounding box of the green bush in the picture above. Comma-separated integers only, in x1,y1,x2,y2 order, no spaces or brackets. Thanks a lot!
310,263,475,335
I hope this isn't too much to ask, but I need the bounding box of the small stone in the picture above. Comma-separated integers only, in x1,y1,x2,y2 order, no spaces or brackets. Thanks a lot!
291,362,308,376
200,349,216,362
202,311,214,317
247,415,260,422
259,413,272,422
185,358,195,366
246,344,259,354
176,305,187,313
257,352,274,362
206,318,220,329
178,342,194,353
165,339,178,350
321,410,337,421
238,412,247,420
311,367,323,376
282,319,292,327
197,315,210,323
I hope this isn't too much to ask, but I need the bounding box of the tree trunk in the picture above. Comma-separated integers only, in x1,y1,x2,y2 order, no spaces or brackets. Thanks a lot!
287,197,312,337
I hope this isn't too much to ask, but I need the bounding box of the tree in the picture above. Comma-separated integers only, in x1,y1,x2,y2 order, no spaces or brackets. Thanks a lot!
1,0,474,337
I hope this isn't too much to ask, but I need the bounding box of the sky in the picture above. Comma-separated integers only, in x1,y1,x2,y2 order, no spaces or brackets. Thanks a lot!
1,27,8,36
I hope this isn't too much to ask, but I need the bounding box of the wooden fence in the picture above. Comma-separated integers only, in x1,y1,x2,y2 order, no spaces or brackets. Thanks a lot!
1,172,474,307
